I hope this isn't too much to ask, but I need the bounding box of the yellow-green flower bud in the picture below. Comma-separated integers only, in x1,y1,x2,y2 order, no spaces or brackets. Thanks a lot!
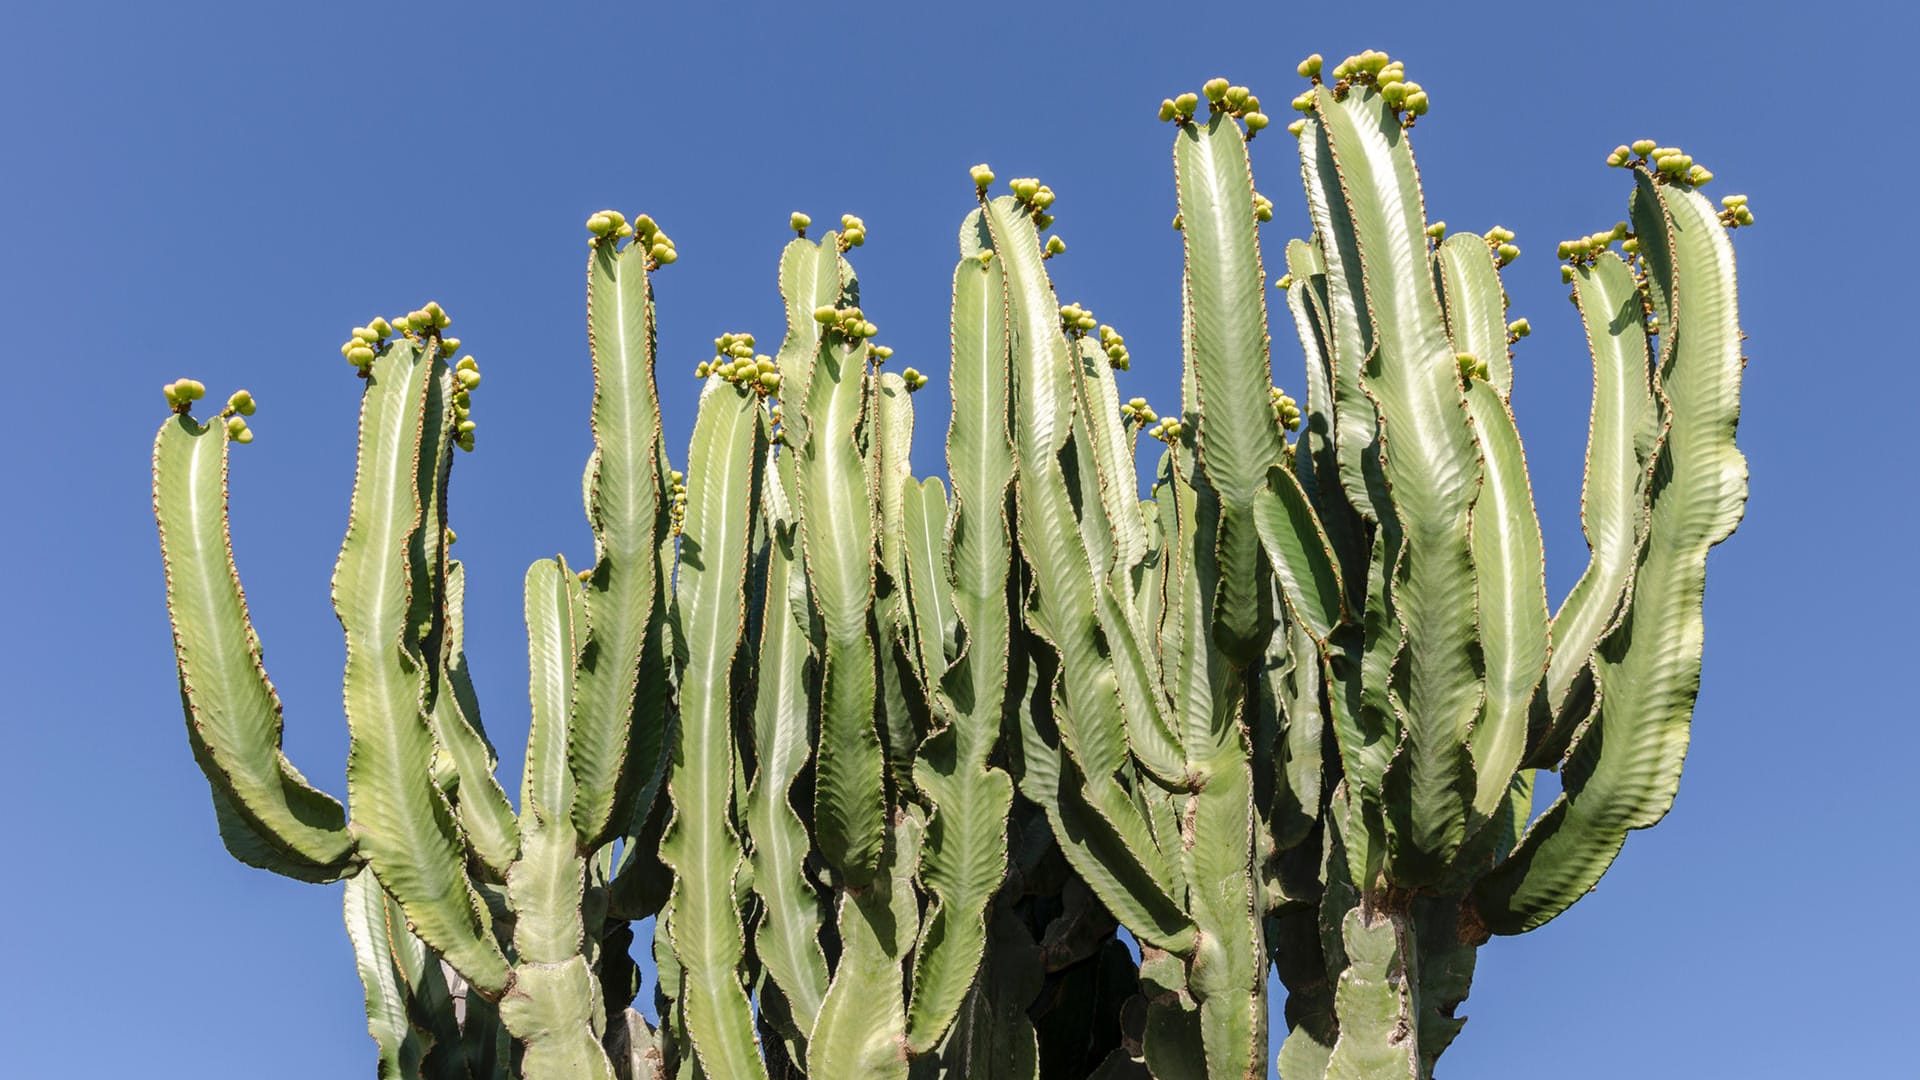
1406,91,1429,115
1011,177,1040,200
1688,165,1713,185
1159,98,1177,122
352,326,379,344
1174,92,1199,117
1721,194,1748,208
1622,237,1639,253
233,426,254,444
228,390,256,415
457,368,482,390
1245,110,1269,132
1561,265,1576,284
695,361,711,378
814,305,837,324
227,416,248,438
1032,186,1056,209
368,317,391,338
971,162,996,187
1733,206,1753,226
587,212,614,236
1225,85,1250,110
1298,54,1323,78
791,211,811,233
1275,273,1293,290
346,344,376,365
458,419,476,435
872,344,894,360
1381,82,1407,107
759,371,781,391
1426,221,1447,240
1291,91,1315,112
1507,317,1531,338
652,243,677,264
902,366,921,383
1203,77,1230,103
1496,243,1520,264
1631,139,1656,157
1287,119,1306,137
1044,235,1066,256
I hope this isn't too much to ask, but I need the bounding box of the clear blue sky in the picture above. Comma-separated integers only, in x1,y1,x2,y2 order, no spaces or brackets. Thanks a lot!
3,2,1909,1075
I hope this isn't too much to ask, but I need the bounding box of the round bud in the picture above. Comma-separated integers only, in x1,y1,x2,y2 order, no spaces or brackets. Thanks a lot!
227,416,248,438
1275,273,1293,290
587,212,613,236
902,366,921,382
1174,92,1199,116
1721,194,1748,208
971,163,996,187
814,305,837,324
368,317,391,338
791,211,812,233
872,345,894,360
1508,318,1531,338
347,344,376,365
1287,119,1306,136
1203,77,1230,103
1298,54,1323,79
633,214,657,237
228,390,256,415
1733,207,1754,225
1688,165,1713,185
1045,235,1066,256
1225,85,1250,110
1406,92,1429,115
652,244,677,264
1426,221,1447,240
1631,139,1656,157
1621,237,1639,253
1497,243,1519,264
1032,186,1055,209
457,369,482,390
759,371,781,390
1034,213,1054,230
458,419,477,435
1158,99,1177,122
696,361,710,378
1011,177,1039,200
456,355,479,373
1245,111,1269,132
1561,265,1576,284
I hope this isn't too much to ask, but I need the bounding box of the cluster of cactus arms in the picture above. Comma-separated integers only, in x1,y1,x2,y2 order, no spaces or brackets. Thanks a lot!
152,49,1750,1079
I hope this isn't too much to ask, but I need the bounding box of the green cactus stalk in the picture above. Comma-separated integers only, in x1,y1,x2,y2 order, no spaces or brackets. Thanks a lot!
152,49,1747,1080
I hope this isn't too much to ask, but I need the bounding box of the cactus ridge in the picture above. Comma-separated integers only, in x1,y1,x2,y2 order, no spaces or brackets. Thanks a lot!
150,50,1748,1079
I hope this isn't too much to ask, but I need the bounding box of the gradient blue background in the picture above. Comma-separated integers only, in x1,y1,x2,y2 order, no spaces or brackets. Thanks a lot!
4,2,1909,1075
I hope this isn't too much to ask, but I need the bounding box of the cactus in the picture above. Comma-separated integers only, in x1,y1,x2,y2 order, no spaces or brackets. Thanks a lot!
153,49,1746,1079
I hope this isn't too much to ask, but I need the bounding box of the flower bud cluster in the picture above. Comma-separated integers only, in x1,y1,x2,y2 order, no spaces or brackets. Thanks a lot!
668,468,687,533
790,211,812,236
871,344,894,365
588,210,678,265
340,316,394,370
1323,51,1427,119
1043,235,1067,259
1058,302,1097,336
1097,324,1131,370
1145,413,1187,443
1483,225,1520,267
1003,177,1058,230
1271,386,1301,431
1506,317,1531,345
899,366,930,392
162,377,207,413
837,214,868,251
1120,396,1158,427
1252,191,1274,223
696,332,782,395
1456,351,1490,383
1718,194,1754,229
812,304,879,340
213,389,257,442
1274,272,1294,291
453,355,482,451
1427,221,1448,242
970,163,996,196
1556,221,1631,269
1160,77,1267,138
1606,141,1714,187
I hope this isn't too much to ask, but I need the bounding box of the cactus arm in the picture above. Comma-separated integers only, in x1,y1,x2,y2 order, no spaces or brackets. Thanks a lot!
744,454,831,1040
502,799,616,1080
807,810,923,1080
429,560,519,877
1066,336,1187,788
907,245,1019,1052
1435,233,1514,399
983,193,1189,937
1323,908,1420,1080
1253,463,1346,643
1539,252,1661,725
1284,239,1370,604
655,377,769,1079
335,340,508,991
1295,116,1380,521
1161,448,1265,1078
872,370,923,782
151,415,356,881
1461,383,1548,824
570,235,672,849
1472,172,1747,933
1174,111,1286,664
1316,84,1485,887
344,871,431,1079
902,476,957,686
523,557,586,821
795,328,888,887
773,234,850,449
